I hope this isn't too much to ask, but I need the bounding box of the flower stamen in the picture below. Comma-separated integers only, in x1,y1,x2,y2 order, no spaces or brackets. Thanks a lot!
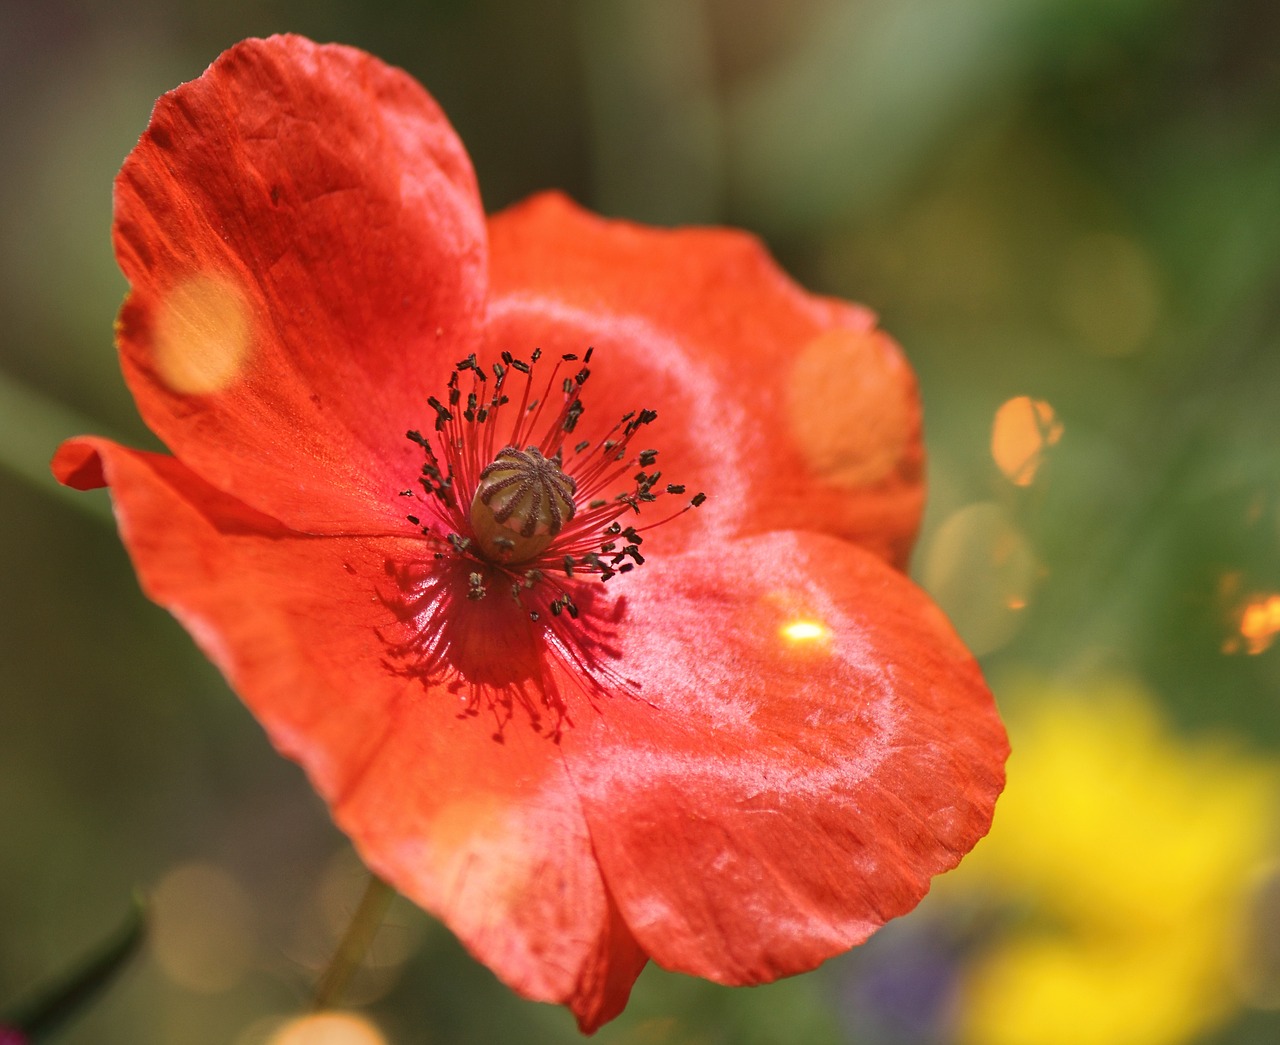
394,347,705,708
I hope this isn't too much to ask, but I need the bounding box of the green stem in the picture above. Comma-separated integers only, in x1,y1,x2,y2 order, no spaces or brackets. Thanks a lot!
2,893,146,1042
0,368,117,524
311,875,395,1011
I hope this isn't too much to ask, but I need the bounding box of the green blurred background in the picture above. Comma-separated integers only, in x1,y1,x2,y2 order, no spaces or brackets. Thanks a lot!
2,1,1279,1043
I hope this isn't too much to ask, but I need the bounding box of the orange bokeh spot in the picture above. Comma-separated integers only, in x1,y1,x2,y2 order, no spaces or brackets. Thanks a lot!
1239,594,1280,655
991,396,1063,487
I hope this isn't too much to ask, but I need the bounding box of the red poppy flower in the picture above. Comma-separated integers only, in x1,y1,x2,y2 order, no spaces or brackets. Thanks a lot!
52,35,1007,1032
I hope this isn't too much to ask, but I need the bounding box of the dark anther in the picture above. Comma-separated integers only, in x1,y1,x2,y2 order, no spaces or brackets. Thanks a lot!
666,483,685,494
399,489,413,496
589,498,607,509
691,492,707,507
427,396,453,431
639,449,658,466
584,346,594,363
563,400,584,433
563,555,575,577
501,351,514,365
511,358,531,374
406,515,420,525
562,352,578,361
532,347,543,362
574,440,590,453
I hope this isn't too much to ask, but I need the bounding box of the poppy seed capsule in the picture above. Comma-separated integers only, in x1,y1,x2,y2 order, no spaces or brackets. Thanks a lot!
470,445,576,563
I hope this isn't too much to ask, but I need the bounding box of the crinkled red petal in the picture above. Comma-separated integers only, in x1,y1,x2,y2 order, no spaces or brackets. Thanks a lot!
53,436,646,1031
113,35,487,534
487,194,925,568
558,529,1007,983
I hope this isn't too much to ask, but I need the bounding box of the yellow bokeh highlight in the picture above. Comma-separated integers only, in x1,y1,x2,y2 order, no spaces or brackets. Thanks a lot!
945,678,1279,1045
153,272,252,393
266,1012,387,1045
151,862,256,993
786,328,911,490
991,395,1063,486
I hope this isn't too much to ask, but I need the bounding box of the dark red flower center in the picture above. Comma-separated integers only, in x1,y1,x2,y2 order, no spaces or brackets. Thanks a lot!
389,348,704,733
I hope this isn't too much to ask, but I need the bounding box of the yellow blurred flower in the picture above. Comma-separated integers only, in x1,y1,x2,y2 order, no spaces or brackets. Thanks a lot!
947,677,1278,1045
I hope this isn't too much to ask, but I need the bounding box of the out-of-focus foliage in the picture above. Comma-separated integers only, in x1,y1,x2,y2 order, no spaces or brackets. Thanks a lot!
2,1,1278,1043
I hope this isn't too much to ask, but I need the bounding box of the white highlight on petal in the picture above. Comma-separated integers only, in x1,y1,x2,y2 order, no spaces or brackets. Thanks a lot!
781,618,831,643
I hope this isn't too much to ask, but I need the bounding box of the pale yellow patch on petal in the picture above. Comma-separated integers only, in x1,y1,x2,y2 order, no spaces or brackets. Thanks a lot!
154,273,252,394
786,328,911,490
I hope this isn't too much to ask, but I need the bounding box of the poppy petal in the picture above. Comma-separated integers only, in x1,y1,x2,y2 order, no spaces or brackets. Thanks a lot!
560,529,1007,984
112,35,487,533
487,193,924,568
52,436,647,1028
